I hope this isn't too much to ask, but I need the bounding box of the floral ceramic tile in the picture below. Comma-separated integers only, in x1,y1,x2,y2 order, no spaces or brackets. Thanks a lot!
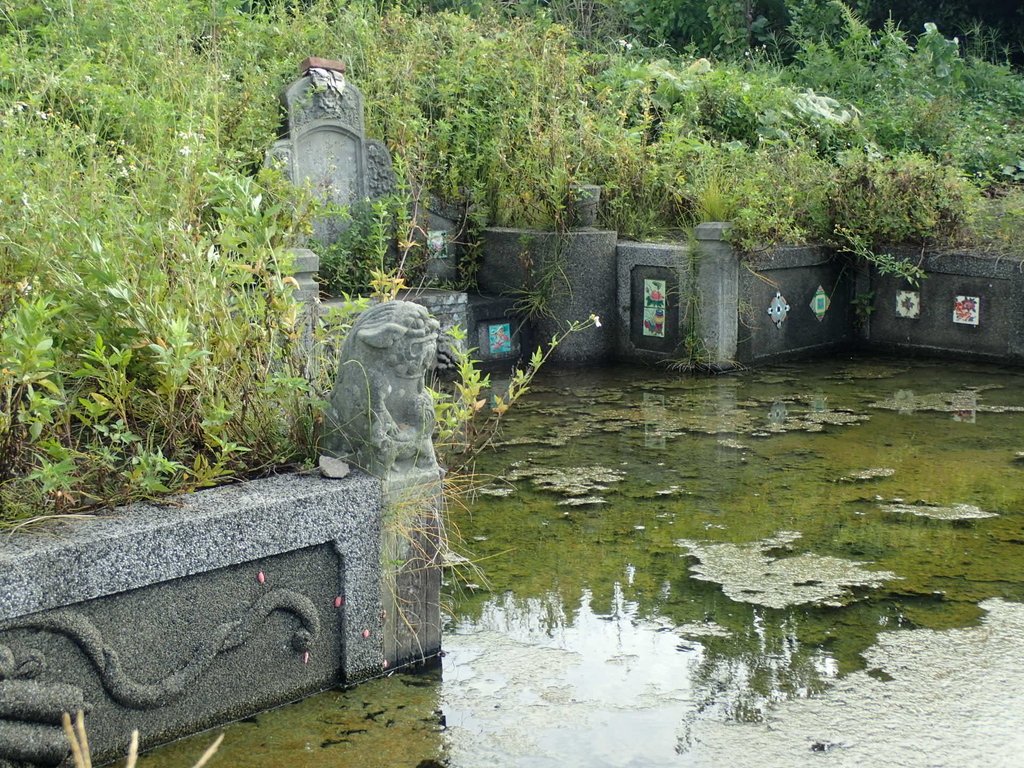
767,291,790,328
427,230,448,259
810,285,830,321
642,279,668,337
896,290,920,319
644,279,667,308
488,322,512,355
953,295,980,326
643,307,666,337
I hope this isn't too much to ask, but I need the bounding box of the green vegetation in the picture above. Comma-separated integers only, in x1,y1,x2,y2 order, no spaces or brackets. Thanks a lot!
3,0,1024,523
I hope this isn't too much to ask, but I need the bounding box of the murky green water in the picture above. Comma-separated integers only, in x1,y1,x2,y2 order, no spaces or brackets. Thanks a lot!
142,356,1024,768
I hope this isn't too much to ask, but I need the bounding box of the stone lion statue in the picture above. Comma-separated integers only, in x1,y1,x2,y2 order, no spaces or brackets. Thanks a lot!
323,301,441,488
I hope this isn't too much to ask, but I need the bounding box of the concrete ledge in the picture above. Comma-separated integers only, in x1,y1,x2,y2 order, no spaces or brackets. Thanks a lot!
0,474,387,764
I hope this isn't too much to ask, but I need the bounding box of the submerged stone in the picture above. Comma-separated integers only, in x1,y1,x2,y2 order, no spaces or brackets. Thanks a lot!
557,496,608,507
829,364,908,380
506,465,625,498
477,485,515,497
675,532,898,609
716,439,749,450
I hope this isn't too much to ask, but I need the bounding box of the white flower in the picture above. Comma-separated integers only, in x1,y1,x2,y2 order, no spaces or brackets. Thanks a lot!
590,314,602,328
179,146,192,157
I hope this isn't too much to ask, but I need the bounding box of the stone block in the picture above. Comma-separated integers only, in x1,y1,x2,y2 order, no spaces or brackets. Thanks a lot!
738,245,853,364
694,222,739,369
299,56,346,75
466,293,530,371
268,65,396,247
866,250,1024,362
615,240,692,365
0,474,384,765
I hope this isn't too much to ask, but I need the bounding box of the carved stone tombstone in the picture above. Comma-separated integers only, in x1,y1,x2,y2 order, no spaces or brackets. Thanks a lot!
269,58,396,246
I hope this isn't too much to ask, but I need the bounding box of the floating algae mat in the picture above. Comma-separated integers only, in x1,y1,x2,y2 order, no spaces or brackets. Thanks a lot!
142,357,1024,768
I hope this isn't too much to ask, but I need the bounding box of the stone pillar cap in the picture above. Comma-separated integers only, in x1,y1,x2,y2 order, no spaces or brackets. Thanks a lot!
695,221,733,241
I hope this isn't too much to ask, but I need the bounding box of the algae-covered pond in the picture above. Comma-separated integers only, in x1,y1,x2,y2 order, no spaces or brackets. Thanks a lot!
142,356,1024,768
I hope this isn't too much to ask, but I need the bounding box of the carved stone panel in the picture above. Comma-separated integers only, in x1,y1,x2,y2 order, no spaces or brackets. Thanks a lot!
293,125,363,207
0,543,372,766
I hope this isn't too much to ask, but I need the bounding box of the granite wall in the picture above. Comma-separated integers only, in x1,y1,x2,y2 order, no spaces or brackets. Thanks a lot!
737,245,855,365
0,473,436,766
865,249,1024,362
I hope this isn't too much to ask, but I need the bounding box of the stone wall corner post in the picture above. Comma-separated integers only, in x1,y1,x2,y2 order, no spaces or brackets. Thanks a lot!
287,246,320,327
321,300,444,668
694,222,739,370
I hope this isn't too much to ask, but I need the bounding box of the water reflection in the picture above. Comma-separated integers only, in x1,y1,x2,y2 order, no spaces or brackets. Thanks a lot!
443,582,848,766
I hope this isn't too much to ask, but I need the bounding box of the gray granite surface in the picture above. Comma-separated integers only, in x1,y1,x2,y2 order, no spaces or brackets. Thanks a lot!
0,473,387,765
0,473,380,621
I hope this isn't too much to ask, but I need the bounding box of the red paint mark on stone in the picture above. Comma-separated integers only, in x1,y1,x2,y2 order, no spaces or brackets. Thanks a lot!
257,570,266,585
303,651,310,665
362,629,371,639
334,596,344,608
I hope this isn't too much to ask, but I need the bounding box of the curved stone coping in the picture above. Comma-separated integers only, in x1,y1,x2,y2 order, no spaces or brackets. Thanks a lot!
0,472,382,622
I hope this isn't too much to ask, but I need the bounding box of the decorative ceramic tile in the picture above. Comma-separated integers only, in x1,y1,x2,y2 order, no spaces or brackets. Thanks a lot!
896,290,920,319
643,307,666,337
488,322,512,355
767,291,790,328
427,230,448,259
641,279,668,338
953,295,980,326
810,286,830,321
644,279,667,308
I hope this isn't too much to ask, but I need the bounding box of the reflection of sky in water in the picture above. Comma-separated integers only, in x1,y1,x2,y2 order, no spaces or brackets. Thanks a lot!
443,589,1024,768
442,581,841,767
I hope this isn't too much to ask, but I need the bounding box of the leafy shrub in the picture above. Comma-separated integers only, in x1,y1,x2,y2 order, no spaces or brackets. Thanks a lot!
828,151,977,247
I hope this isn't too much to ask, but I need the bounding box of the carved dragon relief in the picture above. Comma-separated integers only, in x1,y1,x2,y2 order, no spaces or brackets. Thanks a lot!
0,588,320,712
